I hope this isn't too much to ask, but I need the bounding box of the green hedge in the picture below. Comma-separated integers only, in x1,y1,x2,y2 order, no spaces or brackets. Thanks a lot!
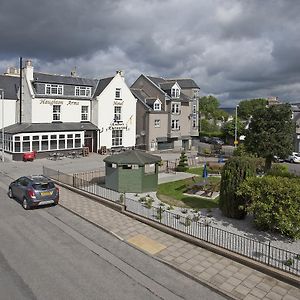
237,176,300,239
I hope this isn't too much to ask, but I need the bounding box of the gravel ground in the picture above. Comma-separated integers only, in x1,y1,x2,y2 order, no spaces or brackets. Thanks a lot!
127,191,300,254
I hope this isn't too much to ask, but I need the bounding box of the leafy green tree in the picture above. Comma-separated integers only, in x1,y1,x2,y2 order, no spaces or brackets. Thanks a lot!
244,104,294,171
238,98,268,120
199,95,228,121
219,157,256,219
222,117,245,142
237,176,300,239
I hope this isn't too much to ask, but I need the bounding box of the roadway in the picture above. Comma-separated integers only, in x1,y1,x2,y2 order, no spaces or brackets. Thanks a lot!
0,173,225,300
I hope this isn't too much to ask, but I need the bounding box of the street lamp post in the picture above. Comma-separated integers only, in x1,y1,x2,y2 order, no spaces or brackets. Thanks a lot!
0,89,4,162
234,105,239,148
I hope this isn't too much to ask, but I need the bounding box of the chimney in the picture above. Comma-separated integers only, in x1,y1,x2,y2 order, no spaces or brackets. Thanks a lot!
24,59,33,81
71,66,77,77
116,70,125,80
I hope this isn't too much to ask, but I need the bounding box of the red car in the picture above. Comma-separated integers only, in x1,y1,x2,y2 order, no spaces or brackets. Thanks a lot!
23,151,37,162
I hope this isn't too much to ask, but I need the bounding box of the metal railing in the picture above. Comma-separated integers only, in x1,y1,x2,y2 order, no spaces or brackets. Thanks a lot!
43,166,300,276
124,197,300,276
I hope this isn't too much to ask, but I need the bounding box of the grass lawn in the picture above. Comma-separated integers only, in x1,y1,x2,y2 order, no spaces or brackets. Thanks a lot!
157,176,220,209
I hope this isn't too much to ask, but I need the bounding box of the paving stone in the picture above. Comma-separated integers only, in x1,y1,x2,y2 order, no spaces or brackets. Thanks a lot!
219,269,234,278
234,285,251,296
227,277,242,287
180,262,193,271
244,294,260,300
210,274,226,286
265,291,284,300
205,267,219,276
283,295,300,300
271,286,289,296
256,282,273,293
174,256,188,264
250,287,268,298
247,274,263,284
191,264,205,273
219,282,235,293
198,271,213,282
287,288,300,299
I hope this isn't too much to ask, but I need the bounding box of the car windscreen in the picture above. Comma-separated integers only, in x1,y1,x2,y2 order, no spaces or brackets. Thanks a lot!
32,182,55,190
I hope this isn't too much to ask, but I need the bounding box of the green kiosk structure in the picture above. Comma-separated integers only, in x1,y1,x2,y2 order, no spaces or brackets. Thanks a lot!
103,150,161,193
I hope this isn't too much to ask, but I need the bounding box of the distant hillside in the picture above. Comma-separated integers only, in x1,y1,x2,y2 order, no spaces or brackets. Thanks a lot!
220,107,235,115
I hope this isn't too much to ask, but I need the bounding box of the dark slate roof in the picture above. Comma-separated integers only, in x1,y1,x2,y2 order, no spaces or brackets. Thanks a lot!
130,88,151,110
159,82,174,90
166,78,200,89
93,77,114,97
33,72,98,87
147,76,166,86
4,122,98,134
104,150,161,165
0,75,19,100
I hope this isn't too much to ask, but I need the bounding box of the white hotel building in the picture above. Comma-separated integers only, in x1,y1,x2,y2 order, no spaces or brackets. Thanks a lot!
0,60,136,160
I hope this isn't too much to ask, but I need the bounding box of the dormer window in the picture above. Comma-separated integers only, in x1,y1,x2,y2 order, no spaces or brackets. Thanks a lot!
153,99,162,111
75,86,91,97
115,88,121,99
171,88,180,98
45,84,63,95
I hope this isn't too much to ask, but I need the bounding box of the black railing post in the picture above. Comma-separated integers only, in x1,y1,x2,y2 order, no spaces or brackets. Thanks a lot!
267,241,271,265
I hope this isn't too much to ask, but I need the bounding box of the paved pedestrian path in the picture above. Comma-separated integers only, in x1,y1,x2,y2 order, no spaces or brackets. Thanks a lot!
58,186,299,300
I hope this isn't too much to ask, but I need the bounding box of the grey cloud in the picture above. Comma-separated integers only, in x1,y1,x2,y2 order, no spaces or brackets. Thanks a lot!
1,0,300,104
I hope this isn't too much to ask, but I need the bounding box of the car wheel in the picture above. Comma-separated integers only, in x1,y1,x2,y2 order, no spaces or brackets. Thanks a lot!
8,188,13,198
290,159,294,163
22,198,30,210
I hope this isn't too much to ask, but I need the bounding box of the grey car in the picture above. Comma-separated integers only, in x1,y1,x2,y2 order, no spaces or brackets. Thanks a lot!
8,175,59,210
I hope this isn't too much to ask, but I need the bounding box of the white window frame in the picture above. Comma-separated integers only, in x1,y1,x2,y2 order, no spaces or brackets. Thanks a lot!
115,88,121,99
75,86,91,97
112,130,123,147
171,88,180,98
154,119,160,128
171,119,180,130
53,105,61,121
193,104,197,114
153,100,161,111
171,103,180,114
45,84,63,95
114,106,122,122
81,106,89,121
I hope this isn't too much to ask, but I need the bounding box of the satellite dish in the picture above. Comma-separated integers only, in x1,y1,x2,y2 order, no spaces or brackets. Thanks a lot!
140,130,146,136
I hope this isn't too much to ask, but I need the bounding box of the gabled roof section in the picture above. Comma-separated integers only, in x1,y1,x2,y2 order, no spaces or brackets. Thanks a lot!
166,78,200,89
159,82,177,91
0,75,19,100
33,72,97,87
4,122,98,134
93,77,114,97
130,88,151,110
147,76,166,86
103,149,161,165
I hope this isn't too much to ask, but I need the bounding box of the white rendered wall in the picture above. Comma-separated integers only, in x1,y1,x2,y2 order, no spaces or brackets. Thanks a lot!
0,100,17,128
94,74,136,149
32,98,91,123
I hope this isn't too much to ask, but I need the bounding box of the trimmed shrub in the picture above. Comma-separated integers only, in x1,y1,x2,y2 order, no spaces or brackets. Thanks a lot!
266,164,296,178
176,151,188,172
219,156,256,219
237,176,300,239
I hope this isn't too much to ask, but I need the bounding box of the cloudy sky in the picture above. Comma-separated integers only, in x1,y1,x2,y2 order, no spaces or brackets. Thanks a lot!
1,0,300,106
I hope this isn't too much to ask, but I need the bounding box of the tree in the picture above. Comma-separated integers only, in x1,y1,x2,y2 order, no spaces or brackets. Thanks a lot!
238,98,268,121
199,95,228,121
244,104,295,171
221,117,245,143
176,151,188,172
219,156,256,219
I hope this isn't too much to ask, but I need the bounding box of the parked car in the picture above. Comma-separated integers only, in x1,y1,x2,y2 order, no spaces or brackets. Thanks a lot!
8,175,59,210
273,155,284,163
209,137,224,145
287,152,300,163
199,136,211,143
